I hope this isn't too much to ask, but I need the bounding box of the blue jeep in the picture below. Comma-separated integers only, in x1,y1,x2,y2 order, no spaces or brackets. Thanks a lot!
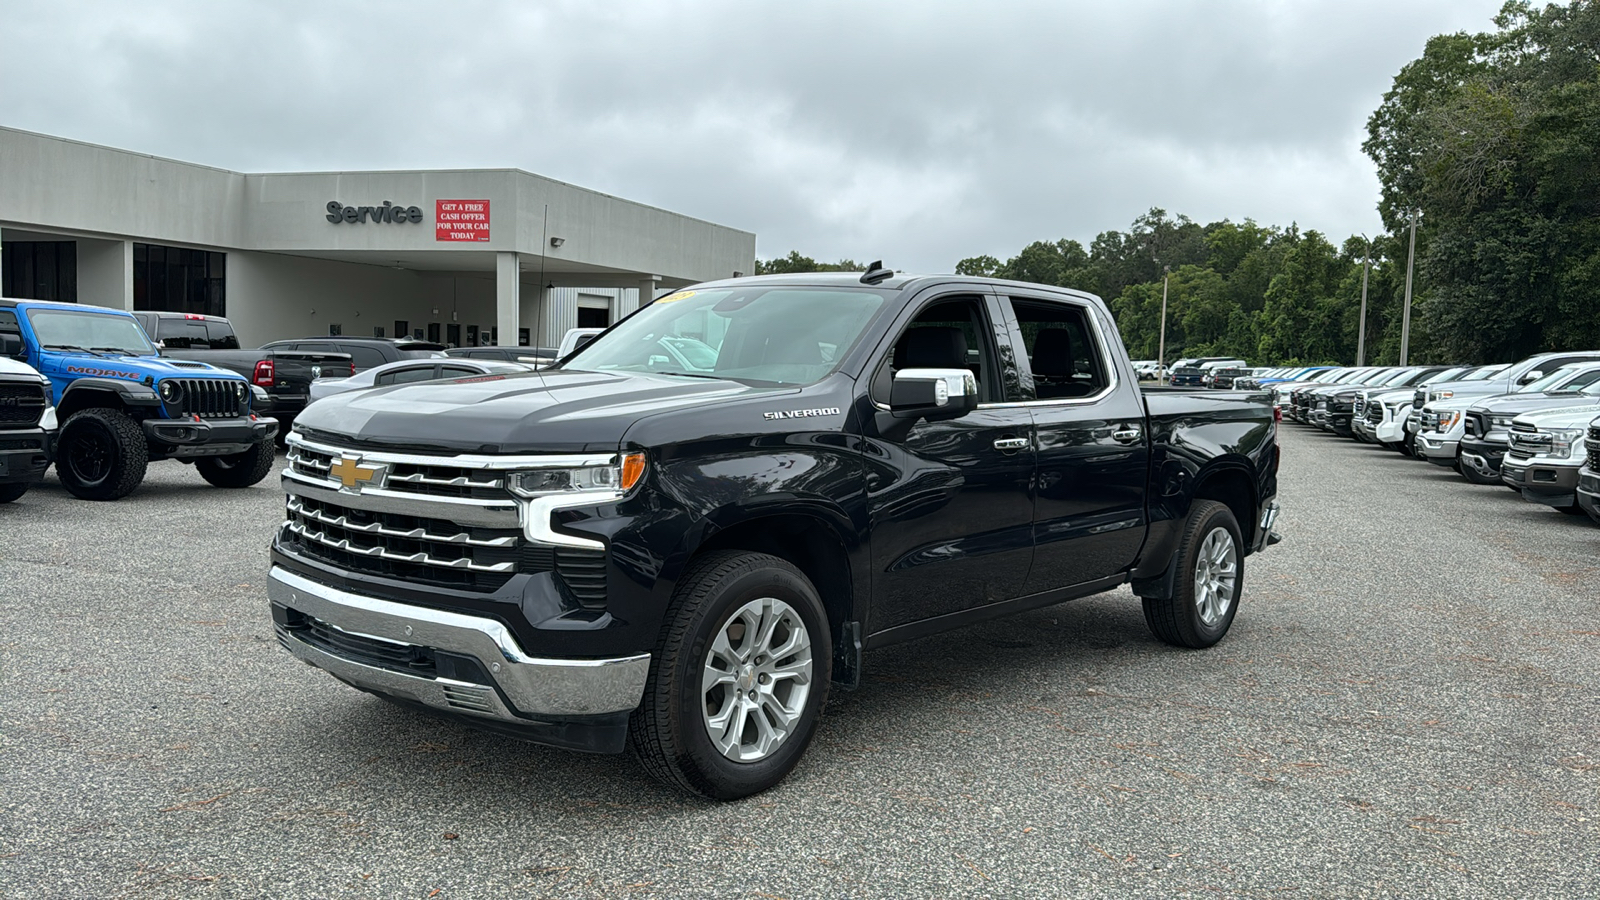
0,298,279,501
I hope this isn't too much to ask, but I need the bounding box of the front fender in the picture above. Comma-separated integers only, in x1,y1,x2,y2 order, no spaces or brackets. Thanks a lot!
58,377,161,415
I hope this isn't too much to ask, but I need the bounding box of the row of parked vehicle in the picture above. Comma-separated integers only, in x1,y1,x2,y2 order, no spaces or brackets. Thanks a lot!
0,296,605,503
1275,351,1600,524
1142,357,1331,390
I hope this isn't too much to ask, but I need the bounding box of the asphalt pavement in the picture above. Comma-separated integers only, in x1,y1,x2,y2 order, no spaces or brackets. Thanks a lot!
1,427,1596,898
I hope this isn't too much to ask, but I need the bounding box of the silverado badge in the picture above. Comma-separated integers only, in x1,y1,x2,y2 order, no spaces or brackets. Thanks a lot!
329,455,387,492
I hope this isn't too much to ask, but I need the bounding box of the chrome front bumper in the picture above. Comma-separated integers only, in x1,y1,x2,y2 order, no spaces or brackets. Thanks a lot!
268,567,649,723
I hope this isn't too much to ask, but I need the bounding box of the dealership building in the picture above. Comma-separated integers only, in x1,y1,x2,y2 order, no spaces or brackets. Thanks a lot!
0,127,756,348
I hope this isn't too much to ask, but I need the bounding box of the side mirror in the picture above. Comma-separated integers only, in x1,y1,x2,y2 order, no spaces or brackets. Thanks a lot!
0,333,23,359
1518,370,1543,385
890,368,979,420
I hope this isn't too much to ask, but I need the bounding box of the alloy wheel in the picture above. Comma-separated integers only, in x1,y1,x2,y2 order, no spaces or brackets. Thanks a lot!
1193,526,1238,626
701,597,813,762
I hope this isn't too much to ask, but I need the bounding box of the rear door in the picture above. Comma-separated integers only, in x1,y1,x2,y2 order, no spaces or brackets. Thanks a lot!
999,291,1149,594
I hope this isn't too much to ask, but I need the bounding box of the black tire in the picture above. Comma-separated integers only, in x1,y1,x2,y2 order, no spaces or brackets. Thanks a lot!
57,408,148,501
1557,503,1585,516
628,550,832,800
0,482,27,504
196,440,277,488
1461,463,1500,485
1142,500,1244,649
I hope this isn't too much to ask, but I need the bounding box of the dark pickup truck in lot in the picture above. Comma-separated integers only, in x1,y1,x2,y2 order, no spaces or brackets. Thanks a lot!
134,312,353,439
267,270,1281,799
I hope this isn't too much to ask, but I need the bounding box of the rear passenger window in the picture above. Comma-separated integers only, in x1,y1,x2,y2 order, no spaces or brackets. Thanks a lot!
1006,298,1111,400
376,366,438,385
341,346,388,370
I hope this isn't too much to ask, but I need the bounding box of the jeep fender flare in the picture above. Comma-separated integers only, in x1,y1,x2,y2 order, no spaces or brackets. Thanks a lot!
57,378,162,419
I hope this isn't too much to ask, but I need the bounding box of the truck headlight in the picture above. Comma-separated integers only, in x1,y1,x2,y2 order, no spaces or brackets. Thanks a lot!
1550,428,1585,458
1430,390,1454,401
158,380,180,402
39,376,53,408
1436,411,1461,431
507,452,647,497
1490,415,1515,428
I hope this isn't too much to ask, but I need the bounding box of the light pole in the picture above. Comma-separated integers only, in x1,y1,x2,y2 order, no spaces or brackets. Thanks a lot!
1356,236,1371,366
1157,265,1170,382
1399,208,1420,365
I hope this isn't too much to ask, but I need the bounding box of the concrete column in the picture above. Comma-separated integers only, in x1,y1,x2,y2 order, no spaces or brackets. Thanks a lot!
495,252,520,346
118,240,134,310
638,275,661,308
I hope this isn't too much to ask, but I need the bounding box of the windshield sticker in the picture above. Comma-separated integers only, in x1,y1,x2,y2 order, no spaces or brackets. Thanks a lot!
763,407,841,420
65,365,141,381
654,291,695,304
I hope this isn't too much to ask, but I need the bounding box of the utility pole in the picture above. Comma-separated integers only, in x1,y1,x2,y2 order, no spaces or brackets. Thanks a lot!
1356,237,1371,367
1157,265,1170,382
1399,208,1419,365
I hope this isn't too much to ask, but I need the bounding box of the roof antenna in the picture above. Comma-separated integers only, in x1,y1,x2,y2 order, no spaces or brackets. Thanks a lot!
859,260,893,285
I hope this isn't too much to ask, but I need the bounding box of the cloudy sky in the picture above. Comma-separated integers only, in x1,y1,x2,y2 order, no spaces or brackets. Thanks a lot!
4,0,1504,272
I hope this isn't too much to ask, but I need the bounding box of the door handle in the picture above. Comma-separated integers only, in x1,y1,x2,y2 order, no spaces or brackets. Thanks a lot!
993,437,1030,451
1111,427,1142,443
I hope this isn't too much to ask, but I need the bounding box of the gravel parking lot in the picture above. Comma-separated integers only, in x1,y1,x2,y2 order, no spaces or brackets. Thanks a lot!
2,427,1597,898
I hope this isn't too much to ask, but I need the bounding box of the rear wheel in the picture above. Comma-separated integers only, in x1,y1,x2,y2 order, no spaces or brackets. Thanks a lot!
1143,500,1243,649
57,408,148,501
196,439,276,488
0,483,27,504
629,550,831,800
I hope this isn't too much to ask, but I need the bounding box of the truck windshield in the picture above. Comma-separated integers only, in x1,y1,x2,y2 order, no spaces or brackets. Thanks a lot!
561,286,888,386
27,309,156,356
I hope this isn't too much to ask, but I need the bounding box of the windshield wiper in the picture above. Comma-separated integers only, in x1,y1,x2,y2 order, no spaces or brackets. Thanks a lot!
42,344,108,357
650,371,725,380
91,347,141,355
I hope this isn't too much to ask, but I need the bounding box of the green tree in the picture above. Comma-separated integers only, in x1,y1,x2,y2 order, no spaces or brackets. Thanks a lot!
755,252,865,275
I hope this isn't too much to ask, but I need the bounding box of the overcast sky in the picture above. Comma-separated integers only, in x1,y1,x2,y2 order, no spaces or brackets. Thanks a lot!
4,0,1505,272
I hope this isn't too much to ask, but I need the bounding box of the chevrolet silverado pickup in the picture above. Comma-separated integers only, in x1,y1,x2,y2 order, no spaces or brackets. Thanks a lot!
267,270,1281,799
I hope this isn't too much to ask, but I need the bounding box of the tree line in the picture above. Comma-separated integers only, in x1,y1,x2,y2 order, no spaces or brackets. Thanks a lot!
755,1,1600,367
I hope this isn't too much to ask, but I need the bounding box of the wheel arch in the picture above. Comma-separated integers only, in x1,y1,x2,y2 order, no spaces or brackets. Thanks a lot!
58,379,155,420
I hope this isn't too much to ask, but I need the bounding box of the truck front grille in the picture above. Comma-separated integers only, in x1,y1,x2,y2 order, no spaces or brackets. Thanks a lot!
0,382,48,428
288,443,508,500
167,379,245,419
1586,424,1600,470
285,495,520,590
1507,425,1546,460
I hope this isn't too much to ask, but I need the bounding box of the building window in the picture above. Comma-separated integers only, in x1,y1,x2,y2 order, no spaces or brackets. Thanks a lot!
466,324,479,347
133,244,225,316
394,320,408,340
428,322,441,343
2,241,77,302
518,327,530,347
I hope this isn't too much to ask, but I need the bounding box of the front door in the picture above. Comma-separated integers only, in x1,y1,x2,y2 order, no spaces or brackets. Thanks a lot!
1000,293,1148,593
861,292,1035,634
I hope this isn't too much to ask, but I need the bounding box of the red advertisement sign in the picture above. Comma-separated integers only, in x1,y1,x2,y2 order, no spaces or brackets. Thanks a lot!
435,199,491,242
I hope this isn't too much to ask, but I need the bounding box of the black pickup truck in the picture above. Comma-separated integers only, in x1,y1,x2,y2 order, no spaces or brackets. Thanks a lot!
267,269,1281,799
134,312,353,438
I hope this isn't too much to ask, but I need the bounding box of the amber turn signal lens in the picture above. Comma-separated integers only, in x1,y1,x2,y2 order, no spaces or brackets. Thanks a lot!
620,452,647,491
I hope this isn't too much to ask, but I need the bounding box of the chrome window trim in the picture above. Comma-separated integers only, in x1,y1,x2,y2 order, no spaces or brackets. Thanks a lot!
981,293,1119,409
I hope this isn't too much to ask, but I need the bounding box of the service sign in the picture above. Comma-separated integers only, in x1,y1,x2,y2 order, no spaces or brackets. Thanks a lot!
436,200,491,242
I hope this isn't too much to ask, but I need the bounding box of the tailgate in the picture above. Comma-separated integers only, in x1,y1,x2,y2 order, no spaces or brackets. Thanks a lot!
267,352,355,390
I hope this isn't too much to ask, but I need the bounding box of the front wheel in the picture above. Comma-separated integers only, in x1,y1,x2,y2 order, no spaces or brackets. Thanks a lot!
0,483,28,504
57,408,149,501
1143,500,1243,649
629,550,832,800
196,440,277,488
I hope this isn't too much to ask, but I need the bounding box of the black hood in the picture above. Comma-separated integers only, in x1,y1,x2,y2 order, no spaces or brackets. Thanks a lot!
293,369,790,453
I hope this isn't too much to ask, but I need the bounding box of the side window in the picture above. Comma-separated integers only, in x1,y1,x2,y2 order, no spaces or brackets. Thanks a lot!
0,309,19,334
342,346,388,370
205,321,241,350
872,295,1001,404
1006,297,1111,401
439,366,479,378
376,366,439,386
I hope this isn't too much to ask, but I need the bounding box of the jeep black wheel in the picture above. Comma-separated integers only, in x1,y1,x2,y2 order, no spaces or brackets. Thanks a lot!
0,482,27,504
196,439,276,488
57,408,148,501
1142,499,1243,649
628,550,832,800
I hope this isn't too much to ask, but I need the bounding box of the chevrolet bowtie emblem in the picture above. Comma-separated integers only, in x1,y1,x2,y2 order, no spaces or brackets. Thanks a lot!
329,455,386,492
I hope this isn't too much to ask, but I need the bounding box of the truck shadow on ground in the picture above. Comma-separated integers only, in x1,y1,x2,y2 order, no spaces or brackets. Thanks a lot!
279,592,1165,816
